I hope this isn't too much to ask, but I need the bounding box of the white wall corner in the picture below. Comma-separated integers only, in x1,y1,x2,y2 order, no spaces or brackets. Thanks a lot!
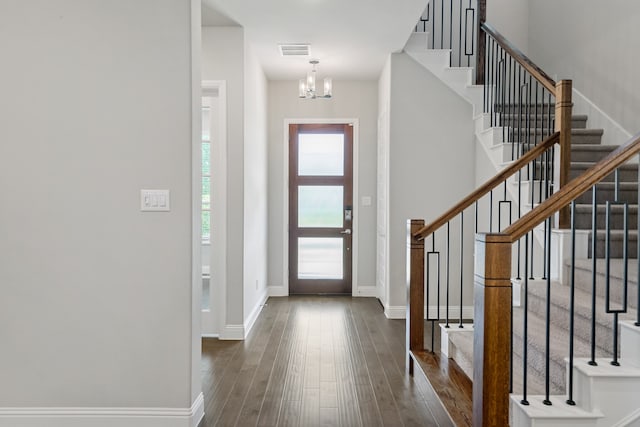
244,289,269,339
550,229,589,285
0,393,205,427
384,305,474,320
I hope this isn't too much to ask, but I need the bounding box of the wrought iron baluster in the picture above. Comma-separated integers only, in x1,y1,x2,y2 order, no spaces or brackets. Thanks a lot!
543,214,552,406
589,185,598,366
521,232,530,405
567,201,577,405
446,221,451,328
459,211,465,328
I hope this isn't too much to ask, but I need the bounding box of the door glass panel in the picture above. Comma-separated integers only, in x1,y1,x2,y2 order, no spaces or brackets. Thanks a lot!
298,186,343,228
298,238,343,279
298,133,344,176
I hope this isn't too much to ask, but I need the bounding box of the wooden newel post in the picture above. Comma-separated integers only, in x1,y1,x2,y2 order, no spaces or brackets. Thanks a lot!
475,0,487,85
406,219,425,374
556,79,573,229
473,233,512,427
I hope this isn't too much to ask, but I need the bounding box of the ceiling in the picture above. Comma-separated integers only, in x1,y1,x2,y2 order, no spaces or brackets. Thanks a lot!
201,0,427,81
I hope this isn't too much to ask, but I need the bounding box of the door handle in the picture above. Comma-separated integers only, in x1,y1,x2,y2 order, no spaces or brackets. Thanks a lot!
340,229,352,235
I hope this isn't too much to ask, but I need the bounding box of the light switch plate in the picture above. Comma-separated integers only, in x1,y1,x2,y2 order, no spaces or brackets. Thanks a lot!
141,189,170,211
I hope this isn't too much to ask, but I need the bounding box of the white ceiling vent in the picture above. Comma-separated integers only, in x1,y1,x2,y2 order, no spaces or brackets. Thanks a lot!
279,44,311,57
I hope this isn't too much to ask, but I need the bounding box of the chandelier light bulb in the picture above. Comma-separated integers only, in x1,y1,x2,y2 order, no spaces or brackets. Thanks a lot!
298,60,332,99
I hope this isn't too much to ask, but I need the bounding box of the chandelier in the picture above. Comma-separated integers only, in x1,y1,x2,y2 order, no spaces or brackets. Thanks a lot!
298,60,332,99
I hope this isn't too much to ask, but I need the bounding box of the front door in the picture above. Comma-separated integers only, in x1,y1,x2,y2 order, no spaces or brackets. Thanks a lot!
289,123,353,294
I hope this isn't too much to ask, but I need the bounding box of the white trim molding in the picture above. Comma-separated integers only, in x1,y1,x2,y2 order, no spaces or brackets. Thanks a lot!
268,285,288,297
243,289,269,339
0,393,204,427
220,324,245,340
352,285,377,297
384,305,475,320
201,80,228,338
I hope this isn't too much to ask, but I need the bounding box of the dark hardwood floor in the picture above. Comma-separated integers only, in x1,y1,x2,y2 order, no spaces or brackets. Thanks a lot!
201,296,456,427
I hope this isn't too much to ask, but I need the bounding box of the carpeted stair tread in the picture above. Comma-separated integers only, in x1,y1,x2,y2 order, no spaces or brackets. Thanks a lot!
445,326,552,395
511,349,555,396
571,258,639,309
526,279,636,353
574,204,639,212
571,161,638,172
574,203,639,230
512,304,594,392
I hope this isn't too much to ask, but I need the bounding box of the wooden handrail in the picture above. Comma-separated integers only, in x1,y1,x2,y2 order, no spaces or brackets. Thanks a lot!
481,22,557,94
504,131,640,241
413,132,560,240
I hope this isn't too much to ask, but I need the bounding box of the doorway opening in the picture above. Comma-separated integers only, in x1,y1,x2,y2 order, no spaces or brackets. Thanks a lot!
288,123,353,294
201,81,227,337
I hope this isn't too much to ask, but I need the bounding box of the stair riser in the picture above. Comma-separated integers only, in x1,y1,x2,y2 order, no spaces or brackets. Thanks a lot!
526,291,620,356
588,234,638,258
499,116,587,130
570,167,638,182
507,133,603,146
496,104,555,114
571,148,618,162
574,211,639,230
576,188,638,204
511,331,566,392
570,267,639,310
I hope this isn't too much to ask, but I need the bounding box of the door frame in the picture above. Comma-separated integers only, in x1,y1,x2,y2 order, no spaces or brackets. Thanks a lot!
282,118,360,296
200,80,227,337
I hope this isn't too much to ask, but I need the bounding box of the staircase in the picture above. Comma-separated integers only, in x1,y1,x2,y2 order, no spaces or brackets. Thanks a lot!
403,17,640,427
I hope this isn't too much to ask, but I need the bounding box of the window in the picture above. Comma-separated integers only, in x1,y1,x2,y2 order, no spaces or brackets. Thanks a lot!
202,104,211,243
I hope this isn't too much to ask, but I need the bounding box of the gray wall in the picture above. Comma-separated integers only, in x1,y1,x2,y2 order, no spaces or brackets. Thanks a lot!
202,26,269,333
528,0,639,134
267,80,378,295
243,42,269,318
0,0,198,409
201,27,245,327
488,0,529,53
385,53,475,312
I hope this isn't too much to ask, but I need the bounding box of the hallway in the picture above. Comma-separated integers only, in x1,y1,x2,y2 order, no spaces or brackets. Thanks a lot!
200,296,454,426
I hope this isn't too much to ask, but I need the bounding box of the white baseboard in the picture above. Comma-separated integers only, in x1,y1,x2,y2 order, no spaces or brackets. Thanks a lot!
385,305,475,320
0,393,204,427
201,333,219,339
385,305,406,319
353,285,377,297
268,285,288,297
219,324,244,340
244,289,268,339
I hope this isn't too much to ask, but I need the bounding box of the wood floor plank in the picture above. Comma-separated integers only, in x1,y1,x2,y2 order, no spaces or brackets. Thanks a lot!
319,407,339,426
201,297,457,427
300,386,321,427
256,300,299,427
349,302,403,426
319,381,337,408
356,300,440,426
278,400,301,427
212,304,285,427
236,301,292,426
